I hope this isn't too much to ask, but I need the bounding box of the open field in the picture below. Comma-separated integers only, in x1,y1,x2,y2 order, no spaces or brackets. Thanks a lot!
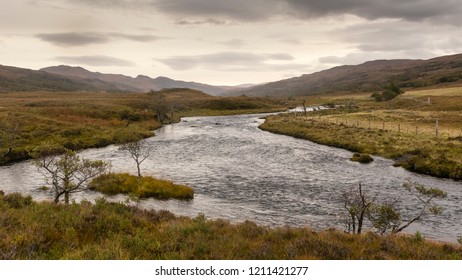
1,193,461,260
262,86,462,180
0,90,284,164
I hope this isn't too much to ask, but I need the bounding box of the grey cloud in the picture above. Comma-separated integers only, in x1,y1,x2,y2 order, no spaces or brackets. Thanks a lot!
280,38,302,45
266,53,294,60
152,0,279,22
110,33,161,42
55,55,135,67
175,19,228,25
284,0,462,24
332,20,462,54
36,32,109,47
220,39,246,48
37,32,160,47
65,0,462,25
158,52,307,72
62,0,280,22
317,20,462,68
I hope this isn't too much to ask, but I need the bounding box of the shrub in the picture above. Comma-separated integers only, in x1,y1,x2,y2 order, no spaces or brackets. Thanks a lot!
351,153,374,163
2,192,34,208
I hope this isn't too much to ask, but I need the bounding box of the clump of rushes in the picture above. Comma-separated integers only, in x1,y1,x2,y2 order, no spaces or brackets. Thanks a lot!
351,153,374,164
89,173,194,200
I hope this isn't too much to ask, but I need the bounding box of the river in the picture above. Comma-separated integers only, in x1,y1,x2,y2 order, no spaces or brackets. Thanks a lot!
1,113,461,242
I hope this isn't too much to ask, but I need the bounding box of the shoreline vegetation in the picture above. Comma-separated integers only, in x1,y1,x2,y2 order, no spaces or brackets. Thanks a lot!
0,193,461,260
0,89,285,165
261,87,462,181
1,88,462,259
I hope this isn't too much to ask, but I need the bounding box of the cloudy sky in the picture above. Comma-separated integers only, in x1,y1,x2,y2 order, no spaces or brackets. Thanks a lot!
1,0,462,85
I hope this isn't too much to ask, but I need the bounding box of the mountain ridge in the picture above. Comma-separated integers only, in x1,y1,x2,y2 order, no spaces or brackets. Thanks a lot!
40,65,231,95
2,53,462,96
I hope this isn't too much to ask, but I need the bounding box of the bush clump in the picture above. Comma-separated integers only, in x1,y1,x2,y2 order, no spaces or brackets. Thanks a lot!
351,153,374,164
89,173,194,200
0,193,461,259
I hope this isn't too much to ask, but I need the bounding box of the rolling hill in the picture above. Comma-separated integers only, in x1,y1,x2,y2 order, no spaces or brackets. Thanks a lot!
40,65,233,95
0,64,233,95
0,64,110,93
228,53,462,97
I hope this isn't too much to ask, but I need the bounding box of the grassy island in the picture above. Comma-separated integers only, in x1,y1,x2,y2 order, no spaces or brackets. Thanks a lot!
89,173,194,200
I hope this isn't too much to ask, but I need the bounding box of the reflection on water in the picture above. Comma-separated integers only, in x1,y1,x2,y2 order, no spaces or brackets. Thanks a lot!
1,114,461,242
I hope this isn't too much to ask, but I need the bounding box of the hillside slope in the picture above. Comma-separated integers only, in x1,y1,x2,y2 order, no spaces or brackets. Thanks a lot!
0,65,112,93
229,54,462,97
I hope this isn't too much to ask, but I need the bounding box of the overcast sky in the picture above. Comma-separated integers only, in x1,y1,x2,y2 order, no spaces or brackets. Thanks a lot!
1,0,462,85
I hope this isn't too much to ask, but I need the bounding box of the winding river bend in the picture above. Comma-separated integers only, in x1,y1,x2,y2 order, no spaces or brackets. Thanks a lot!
1,114,461,242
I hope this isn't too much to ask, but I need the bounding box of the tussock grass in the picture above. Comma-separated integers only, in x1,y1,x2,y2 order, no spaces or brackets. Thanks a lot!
0,193,460,260
89,173,194,200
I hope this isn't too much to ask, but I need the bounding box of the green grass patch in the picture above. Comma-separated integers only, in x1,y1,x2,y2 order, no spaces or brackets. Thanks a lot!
89,173,194,200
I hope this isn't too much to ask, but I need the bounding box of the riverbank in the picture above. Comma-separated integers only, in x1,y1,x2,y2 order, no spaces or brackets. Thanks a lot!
0,90,284,165
260,88,462,180
1,193,460,260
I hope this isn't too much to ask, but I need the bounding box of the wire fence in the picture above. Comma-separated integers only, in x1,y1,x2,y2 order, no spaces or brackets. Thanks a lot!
291,112,462,139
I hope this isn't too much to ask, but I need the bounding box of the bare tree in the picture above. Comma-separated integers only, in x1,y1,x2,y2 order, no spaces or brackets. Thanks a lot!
302,99,307,115
31,143,110,204
119,138,153,178
342,183,376,234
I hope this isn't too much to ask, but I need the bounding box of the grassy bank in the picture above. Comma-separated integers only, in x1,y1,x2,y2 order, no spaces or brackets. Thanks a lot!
0,90,284,164
261,87,462,180
1,193,460,260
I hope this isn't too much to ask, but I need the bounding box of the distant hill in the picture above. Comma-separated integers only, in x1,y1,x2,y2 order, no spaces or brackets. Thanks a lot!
228,53,462,97
40,65,230,95
0,65,112,93
0,64,234,95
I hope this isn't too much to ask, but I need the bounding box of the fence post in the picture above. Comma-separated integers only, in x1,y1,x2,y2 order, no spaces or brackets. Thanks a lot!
436,118,439,138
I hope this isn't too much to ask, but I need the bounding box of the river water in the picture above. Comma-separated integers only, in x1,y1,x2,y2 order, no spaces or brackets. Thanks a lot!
1,113,461,242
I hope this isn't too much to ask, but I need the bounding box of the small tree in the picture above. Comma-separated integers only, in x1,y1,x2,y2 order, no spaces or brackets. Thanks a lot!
31,142,110,204
342,181,447,235
367,202,401,235
119,138,153,179
371,81,404,102
374,181,447,234
342,183,376,234
149,90,172,124
0,118,19,163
